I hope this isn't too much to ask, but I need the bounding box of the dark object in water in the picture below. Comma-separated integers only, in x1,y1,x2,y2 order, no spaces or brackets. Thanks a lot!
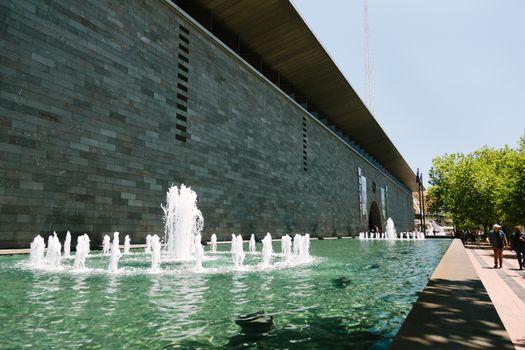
332,276,352,288
369,264,381,269
235,311,273,334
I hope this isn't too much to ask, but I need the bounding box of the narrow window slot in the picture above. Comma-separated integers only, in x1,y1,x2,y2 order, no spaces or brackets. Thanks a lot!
179,34,189,45
178,53,189,64
177,93,188,102
180,25,190,35
178,63,189,73
178,73,188,83
177,83,188,93
179,44,189,54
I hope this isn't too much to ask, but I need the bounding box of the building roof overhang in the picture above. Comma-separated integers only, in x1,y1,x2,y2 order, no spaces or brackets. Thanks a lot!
175,0,418,192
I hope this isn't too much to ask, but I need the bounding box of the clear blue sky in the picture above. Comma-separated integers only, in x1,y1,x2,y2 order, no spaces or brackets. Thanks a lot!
292,0,525,185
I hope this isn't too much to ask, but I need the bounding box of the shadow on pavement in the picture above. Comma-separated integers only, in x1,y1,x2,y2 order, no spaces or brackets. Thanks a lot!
390,277,514,350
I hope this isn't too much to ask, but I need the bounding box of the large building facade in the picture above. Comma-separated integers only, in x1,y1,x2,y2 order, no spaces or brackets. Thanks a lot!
0,0,416,248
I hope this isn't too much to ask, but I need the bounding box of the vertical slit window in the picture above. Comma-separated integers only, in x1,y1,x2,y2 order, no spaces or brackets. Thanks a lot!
302,116,308,171
176,24,191,143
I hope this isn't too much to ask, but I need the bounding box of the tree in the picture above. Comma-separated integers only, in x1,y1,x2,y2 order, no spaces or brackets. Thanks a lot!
427,137,524,231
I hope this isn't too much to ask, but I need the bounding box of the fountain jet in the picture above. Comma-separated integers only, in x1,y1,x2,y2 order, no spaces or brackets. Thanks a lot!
29,234,46,267
161,184,204,259
73,235,88,269
124,235,131,254
261,233,273,266
151,234,161,271
64,231,71,258
249,234,256,253
102,235,111,255
210,234,217,253
145,234,152,253
194,233,204,271
44,232,61,268
233,235,245,268
108,232,122,273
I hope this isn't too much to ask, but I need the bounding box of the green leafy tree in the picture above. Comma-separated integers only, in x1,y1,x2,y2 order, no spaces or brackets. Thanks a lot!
428,137,524,231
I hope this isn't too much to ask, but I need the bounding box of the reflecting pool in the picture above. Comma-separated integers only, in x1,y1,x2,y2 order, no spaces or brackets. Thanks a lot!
0,239,450,349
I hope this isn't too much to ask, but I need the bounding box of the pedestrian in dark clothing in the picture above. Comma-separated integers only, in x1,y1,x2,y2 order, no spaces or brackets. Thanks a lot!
489,224,507,269
510,226,525,270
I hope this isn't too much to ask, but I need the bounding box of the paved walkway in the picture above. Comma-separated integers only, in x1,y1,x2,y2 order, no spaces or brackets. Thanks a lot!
391,239,514,349
466,244,525,350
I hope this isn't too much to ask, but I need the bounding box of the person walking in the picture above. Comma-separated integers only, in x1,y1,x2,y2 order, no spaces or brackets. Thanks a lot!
489,224,507,269
510,226,525,270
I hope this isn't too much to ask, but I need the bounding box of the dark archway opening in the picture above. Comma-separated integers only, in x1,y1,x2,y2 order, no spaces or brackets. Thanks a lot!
369,201,382,232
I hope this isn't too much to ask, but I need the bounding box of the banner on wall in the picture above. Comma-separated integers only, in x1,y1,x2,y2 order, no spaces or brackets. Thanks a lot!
381,185,388,219
358,167,367,219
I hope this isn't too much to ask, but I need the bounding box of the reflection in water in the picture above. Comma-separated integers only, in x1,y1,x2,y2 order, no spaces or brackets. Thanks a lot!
105,275,120,317
148,272,208,344
26,274,60,314
70,273,89,315
231,273,248,315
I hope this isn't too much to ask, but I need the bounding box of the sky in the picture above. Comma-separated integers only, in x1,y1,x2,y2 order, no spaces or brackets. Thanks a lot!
291,0,525,185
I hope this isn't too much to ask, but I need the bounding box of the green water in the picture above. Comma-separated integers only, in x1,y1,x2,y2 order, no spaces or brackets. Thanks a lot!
0,239,450,349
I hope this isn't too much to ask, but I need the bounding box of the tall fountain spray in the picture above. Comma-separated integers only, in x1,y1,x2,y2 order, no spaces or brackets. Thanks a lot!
261,233,273,266
304,233,310,255
145,234,152,253
73,235,88,269
29,235,46,267
385,218,397,240
249,234,256,253
151,234,161,271
83,234,91,256
161,184,204,259
293,234,302,256
64,231,71,258
281,234,292,262
102,235,111,255
194,233,204,271
210,234,217,253
233,234,245,268
44,232,61,268
108,232,122,272
291,234,311,258
123,235,131,254
230,234,236,254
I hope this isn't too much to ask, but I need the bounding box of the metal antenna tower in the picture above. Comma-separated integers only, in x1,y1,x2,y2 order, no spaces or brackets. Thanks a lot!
364,0,375,113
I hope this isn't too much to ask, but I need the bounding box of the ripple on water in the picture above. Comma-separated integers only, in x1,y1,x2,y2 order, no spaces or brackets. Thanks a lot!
0,239,450,349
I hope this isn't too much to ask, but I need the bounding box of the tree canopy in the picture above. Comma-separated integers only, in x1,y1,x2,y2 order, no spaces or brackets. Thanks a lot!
428,136,524,231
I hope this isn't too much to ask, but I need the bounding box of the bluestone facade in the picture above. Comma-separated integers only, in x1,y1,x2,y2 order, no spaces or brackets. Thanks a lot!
0,0,414,248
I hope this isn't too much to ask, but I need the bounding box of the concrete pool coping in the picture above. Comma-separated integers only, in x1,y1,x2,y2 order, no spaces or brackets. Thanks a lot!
391,238,514,350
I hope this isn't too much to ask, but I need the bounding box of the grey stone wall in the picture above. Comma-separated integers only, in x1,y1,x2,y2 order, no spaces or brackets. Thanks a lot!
0,0,414,248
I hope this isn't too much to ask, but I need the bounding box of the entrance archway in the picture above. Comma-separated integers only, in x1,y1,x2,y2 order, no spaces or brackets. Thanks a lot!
369,201,382,232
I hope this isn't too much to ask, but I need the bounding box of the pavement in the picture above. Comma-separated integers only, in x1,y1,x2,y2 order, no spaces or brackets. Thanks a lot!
391,239,515,349
466,243,525,350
